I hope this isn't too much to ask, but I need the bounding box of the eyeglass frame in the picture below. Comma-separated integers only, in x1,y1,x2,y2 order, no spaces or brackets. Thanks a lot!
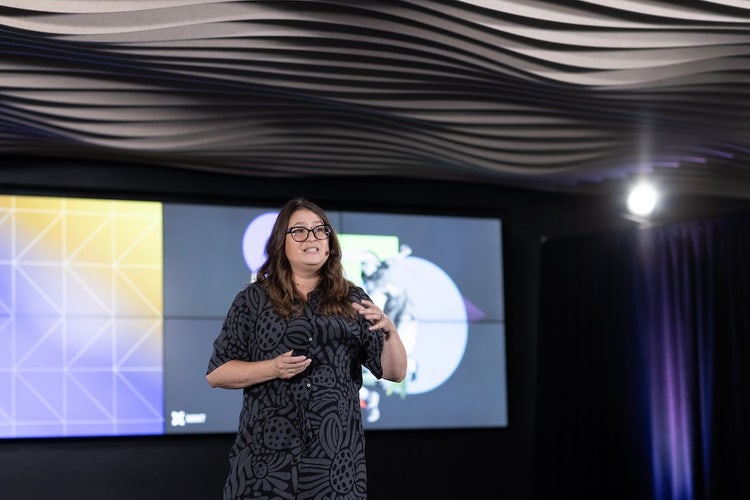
285,224,332,242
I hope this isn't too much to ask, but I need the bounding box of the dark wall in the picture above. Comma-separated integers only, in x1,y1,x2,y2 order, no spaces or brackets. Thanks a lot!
2,159,747,500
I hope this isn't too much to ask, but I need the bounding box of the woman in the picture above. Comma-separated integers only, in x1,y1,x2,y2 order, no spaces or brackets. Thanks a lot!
207,197,407,499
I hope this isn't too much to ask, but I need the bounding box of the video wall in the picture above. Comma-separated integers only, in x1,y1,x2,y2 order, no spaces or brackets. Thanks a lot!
0,194,507,438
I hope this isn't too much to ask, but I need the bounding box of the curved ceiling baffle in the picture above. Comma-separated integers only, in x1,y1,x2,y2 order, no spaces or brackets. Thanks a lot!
1,1,750,199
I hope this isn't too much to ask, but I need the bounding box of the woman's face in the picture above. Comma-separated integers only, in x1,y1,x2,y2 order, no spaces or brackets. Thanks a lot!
284,208,330,275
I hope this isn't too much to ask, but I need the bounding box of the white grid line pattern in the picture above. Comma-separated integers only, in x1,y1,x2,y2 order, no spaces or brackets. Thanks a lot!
0,195,164,438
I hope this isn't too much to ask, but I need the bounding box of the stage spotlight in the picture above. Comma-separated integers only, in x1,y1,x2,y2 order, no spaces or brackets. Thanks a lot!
627,183,658,216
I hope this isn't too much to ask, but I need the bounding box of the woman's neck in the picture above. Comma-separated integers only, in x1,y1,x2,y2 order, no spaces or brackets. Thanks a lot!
293,274,319,296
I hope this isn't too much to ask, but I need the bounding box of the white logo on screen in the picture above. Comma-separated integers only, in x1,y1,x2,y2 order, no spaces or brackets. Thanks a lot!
170,410,207,427
171,410,186,427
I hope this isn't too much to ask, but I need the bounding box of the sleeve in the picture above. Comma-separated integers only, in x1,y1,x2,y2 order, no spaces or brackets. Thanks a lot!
351,285,385,379
206,285,256,374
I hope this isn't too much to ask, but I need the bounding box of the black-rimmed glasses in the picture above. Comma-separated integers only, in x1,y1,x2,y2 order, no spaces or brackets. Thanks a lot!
286,224,331,242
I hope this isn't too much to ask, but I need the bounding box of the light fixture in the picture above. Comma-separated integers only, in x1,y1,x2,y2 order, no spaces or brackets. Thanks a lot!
627,182,658,216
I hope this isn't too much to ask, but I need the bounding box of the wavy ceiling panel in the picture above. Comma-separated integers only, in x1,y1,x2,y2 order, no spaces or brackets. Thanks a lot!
1,0,750,197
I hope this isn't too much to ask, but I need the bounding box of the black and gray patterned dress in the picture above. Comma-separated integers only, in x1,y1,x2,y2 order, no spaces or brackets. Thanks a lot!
207,282,384,499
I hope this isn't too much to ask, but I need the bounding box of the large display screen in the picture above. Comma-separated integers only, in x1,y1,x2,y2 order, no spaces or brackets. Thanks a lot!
0,194,507,438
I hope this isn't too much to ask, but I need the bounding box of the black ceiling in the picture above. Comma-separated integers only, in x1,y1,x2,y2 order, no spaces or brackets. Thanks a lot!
2,1,750,201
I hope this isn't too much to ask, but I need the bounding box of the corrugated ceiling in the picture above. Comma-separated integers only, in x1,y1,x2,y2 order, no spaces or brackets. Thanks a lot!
2,1,750,198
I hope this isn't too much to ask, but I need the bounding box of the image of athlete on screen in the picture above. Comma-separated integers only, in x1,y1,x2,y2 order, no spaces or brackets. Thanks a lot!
358,244,419,422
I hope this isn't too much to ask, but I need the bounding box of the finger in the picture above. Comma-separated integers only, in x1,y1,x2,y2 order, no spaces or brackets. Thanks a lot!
359,299,374,308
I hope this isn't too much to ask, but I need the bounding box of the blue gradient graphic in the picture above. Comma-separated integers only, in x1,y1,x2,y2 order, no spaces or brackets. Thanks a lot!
0,195,164,438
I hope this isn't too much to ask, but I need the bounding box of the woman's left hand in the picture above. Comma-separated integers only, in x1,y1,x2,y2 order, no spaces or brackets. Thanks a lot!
352,299,392,333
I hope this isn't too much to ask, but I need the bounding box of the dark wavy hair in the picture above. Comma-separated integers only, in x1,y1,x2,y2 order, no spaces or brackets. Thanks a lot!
255,197,356,319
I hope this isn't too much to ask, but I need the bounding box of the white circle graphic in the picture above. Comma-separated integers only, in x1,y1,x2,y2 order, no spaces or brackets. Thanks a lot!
381,256,467,395
242,212,278,273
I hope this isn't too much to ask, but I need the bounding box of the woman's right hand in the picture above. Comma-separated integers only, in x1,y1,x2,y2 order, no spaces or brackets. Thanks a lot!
276,350,311,379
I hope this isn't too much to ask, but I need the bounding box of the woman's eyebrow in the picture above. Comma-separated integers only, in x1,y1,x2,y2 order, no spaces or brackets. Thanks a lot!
289,220,324,227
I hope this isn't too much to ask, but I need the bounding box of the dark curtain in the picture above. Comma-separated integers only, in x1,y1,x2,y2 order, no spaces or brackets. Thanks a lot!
532,211,750,500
